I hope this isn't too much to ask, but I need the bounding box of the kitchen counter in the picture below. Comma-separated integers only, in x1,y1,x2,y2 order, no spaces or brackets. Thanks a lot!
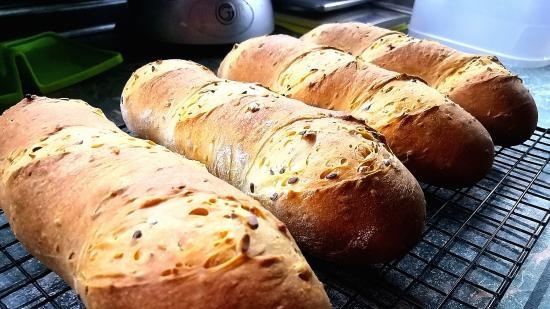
3,29,549,308
58,33,550,309
498,66,550,309
514,67,550,128
498,225,550,308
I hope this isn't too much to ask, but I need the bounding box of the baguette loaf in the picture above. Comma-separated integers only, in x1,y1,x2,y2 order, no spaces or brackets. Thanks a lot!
121,59,426,263
302,22,538,146
0,97,331,309
218,34,494,186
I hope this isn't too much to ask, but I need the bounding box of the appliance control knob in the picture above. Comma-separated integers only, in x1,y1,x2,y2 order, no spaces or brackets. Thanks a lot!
187,0,254,37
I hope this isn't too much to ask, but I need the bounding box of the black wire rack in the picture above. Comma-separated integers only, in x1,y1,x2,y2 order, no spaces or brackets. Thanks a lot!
0,127,548,309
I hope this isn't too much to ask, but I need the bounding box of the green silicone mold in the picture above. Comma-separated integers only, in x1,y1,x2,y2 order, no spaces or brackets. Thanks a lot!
0,32,123,110
0,45,22,108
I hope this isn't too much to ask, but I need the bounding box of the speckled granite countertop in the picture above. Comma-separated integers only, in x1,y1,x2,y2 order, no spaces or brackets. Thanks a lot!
514,67,550,128
495,67,550,309
498,224,550,308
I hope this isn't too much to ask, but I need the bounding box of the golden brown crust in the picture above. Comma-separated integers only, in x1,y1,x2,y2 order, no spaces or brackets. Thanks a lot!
267,164,426,263
302,22,538,145
378,104,494,186
301,22,395,56
86,259,328,309
0,97,331,309
219,35,325,87
449,75,538,146
218,34,494,186
122,60,426,263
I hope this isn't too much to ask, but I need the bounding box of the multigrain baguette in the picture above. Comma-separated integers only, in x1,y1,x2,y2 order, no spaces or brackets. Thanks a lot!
0,97,331,309
302,22,538,146
218,34,495,186
121,59,426,263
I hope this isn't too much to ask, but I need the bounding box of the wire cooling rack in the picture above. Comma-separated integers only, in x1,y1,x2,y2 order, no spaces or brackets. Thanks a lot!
0,127,548,309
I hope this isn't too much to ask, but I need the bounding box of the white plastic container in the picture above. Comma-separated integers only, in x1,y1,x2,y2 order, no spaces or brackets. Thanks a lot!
408,0,550,68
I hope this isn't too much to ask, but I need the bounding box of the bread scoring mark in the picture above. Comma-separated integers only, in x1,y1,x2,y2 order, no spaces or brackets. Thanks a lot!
276,48,355,96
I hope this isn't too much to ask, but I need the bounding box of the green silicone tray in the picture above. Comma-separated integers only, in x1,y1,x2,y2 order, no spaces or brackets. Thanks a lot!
0,32,122,109
0,45,22,108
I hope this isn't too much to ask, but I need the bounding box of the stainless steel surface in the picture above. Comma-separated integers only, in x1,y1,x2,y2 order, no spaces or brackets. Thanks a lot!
0,0,125,41
0,0,125,17
129,0,274,44
276,0,371,12
371,0,414,14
